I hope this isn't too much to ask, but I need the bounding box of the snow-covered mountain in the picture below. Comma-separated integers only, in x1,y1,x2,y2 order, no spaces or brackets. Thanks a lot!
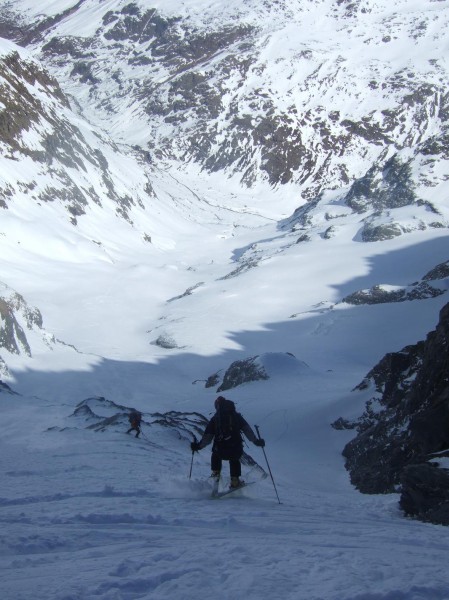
1,1,449,598
3,0,448,195
0,0,447,376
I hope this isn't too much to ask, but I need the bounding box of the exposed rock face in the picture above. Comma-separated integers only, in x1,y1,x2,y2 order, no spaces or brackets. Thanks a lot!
0,45,153,225
423,261,449,281
284,128,449,244
342,261,448,306
0,283,43,357
217,355,269,392
335,302,449,522
151,333,180,350
400,461,449,525
349,131,449,241
345,154,418,214
343,281,445,305
210,352,308,392
0,281,79,375
70,396,209,440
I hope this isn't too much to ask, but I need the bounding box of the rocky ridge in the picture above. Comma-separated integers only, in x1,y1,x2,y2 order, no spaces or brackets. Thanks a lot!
0,41,156,232
66,395,265,473
341,260,449,306
0,281,79,378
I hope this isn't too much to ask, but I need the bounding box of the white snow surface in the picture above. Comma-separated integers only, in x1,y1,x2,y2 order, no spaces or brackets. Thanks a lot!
1,197,449,599
1,0,449,598
2,353,449,600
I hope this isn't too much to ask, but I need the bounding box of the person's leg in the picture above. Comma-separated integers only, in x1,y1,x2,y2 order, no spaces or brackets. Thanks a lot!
211,452,222,476
229,459,241,478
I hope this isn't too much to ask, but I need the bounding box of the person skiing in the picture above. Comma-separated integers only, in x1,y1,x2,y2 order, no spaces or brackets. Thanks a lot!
190,396,265,488
126,410,142,438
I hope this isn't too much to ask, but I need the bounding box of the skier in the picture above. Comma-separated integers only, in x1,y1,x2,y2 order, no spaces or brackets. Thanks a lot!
126,410,142,438
190,396,265,488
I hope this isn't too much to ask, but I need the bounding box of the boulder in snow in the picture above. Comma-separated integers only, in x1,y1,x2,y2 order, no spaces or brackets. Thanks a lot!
215,352,308,392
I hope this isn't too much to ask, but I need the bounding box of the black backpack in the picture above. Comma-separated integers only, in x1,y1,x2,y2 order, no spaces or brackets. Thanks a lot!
129,411,141,426
215,399,239,442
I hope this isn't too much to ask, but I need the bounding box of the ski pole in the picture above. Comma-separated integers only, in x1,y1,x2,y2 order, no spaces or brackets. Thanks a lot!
189,451,194,479
189,435,197,479
254,425,281,504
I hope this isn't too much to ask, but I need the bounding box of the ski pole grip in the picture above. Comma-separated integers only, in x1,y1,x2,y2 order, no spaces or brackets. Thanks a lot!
255,424,262,439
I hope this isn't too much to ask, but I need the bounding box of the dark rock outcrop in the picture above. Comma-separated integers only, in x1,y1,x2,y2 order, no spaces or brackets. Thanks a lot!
70,396,208,440
217,355,269,392
0,46,153,225
345,154,417,214
342,282,446,306
340,259,448,308
68,396,265,472
423,260,449,281
0,281,84,375
360,221,404,242
151,333,180,349
400,461,449,525
336,302,449,511
212,352,308,392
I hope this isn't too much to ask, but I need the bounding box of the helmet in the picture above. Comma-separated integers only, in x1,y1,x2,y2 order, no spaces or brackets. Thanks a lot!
214,396,226,409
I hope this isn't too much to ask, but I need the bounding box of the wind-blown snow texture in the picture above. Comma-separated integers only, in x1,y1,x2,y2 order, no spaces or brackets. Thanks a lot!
1,0,449,598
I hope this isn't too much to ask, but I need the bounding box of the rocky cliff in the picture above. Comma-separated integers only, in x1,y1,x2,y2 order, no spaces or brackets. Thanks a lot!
335,301,449,524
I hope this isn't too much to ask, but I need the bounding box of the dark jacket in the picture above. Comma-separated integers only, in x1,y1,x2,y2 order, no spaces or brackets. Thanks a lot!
128,411,142,427
198,411,258,459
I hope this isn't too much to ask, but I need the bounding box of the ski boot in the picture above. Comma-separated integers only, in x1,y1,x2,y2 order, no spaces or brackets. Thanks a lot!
230,476,244,489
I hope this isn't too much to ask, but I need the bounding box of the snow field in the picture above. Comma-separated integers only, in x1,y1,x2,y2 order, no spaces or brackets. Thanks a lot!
2,389,449,600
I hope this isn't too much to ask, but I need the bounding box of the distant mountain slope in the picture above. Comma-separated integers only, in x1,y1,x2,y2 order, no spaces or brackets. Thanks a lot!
0,0,448,391
1,0,448,204
0,39,157,232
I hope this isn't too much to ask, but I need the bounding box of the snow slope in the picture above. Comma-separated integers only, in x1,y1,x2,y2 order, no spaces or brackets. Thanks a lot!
1,206,449,598
2,366,449,600
0,0,449,598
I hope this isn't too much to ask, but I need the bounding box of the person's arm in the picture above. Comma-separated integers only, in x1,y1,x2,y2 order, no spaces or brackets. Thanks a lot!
239,414,265,446
198,433,214,448
192,417,216,451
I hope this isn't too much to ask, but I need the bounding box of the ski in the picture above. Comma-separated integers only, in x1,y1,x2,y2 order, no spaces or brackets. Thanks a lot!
212,481,257,499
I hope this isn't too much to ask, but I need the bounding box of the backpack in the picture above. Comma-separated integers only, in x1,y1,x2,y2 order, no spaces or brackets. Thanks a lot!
129,411,141,426
215,399,239,442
